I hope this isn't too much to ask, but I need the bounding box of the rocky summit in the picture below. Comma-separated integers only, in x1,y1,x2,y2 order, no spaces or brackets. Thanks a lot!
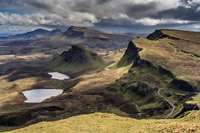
50,45,105,74
61,45,100,64
117,41,142,67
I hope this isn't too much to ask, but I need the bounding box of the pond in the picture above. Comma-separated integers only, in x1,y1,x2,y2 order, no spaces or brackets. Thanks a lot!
22,89,63,103
48,72,70,80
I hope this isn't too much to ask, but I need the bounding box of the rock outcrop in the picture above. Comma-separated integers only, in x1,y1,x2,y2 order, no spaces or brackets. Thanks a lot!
117,41,142,67
61,45,100,64
147,30,179,40
51,45,105,74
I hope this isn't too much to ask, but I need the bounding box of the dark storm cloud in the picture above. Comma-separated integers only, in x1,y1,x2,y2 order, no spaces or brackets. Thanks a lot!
24,1,53,11
96,0,110,4
0,0,199,27
0,0,22,9
151,0,200,22
125,2,158,19
153,6,200,21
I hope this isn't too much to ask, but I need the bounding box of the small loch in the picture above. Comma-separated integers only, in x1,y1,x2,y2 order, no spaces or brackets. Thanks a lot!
48,72,70,80
22,89,63,103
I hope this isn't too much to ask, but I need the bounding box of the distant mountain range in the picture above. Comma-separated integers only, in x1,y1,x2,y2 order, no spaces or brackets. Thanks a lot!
0,28,63,40
63,26,132,50
0,26,133,41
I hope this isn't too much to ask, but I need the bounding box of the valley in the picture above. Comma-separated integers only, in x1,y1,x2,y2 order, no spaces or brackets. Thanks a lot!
0,27,199,133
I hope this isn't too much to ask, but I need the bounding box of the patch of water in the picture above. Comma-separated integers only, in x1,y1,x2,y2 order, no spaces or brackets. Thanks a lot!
23,89,63,103
48,72,70,80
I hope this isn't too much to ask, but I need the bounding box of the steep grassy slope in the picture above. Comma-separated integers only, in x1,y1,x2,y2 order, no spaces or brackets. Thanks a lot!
147,29,200,43
50,45,105,74
6,112,200,133
137,29,200,87
110,39,199,118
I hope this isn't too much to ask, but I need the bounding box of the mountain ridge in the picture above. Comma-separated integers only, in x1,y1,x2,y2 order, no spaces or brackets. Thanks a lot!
0,29,199,132
147,29,200,43
63,26,113,40
0,28,63,40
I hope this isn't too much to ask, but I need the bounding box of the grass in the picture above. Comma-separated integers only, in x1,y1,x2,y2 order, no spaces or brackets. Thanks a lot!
140,102,162,110
49,46,106,74
0,71,79,113
1,29,200,132
108,40,198,118
135,36,200,88
0,76,39,113
109,65,170,116
187,93,200,106
50,56,104,74
4,112,200,133
0,76,38,102
161,29,200,43
71,65,130,92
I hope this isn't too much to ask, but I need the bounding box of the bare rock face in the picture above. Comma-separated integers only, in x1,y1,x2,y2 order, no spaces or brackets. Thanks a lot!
170,79,197,92
117,41,142,67
147,30,179,40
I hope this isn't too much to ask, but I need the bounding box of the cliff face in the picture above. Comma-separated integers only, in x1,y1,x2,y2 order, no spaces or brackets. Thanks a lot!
136,29,200,87
147,30,179,40
147,29,200,43
117,41,142,67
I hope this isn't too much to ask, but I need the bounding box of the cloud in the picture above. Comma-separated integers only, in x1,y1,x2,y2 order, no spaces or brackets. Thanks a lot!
0,12,65,25
0,0,199,27
135,17,190,26
23,0,181,19
0,12,98,27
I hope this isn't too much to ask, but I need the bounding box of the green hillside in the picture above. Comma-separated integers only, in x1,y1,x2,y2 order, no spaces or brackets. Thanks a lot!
50,45,105,74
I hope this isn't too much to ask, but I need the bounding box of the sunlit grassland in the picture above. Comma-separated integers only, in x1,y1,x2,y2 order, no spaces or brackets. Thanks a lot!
5,112,200,133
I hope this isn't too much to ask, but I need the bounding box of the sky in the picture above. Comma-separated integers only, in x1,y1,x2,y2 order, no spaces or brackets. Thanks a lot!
0,0,200,35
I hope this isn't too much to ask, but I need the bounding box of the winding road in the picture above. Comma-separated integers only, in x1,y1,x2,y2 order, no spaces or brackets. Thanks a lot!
158,88,176,118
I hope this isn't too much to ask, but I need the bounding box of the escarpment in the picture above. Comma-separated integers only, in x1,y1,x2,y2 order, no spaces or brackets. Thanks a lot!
147,30,180,40
113,39,199,118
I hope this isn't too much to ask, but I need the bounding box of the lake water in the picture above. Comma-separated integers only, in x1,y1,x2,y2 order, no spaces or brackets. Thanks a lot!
23,89,63,103
48,72,70,80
